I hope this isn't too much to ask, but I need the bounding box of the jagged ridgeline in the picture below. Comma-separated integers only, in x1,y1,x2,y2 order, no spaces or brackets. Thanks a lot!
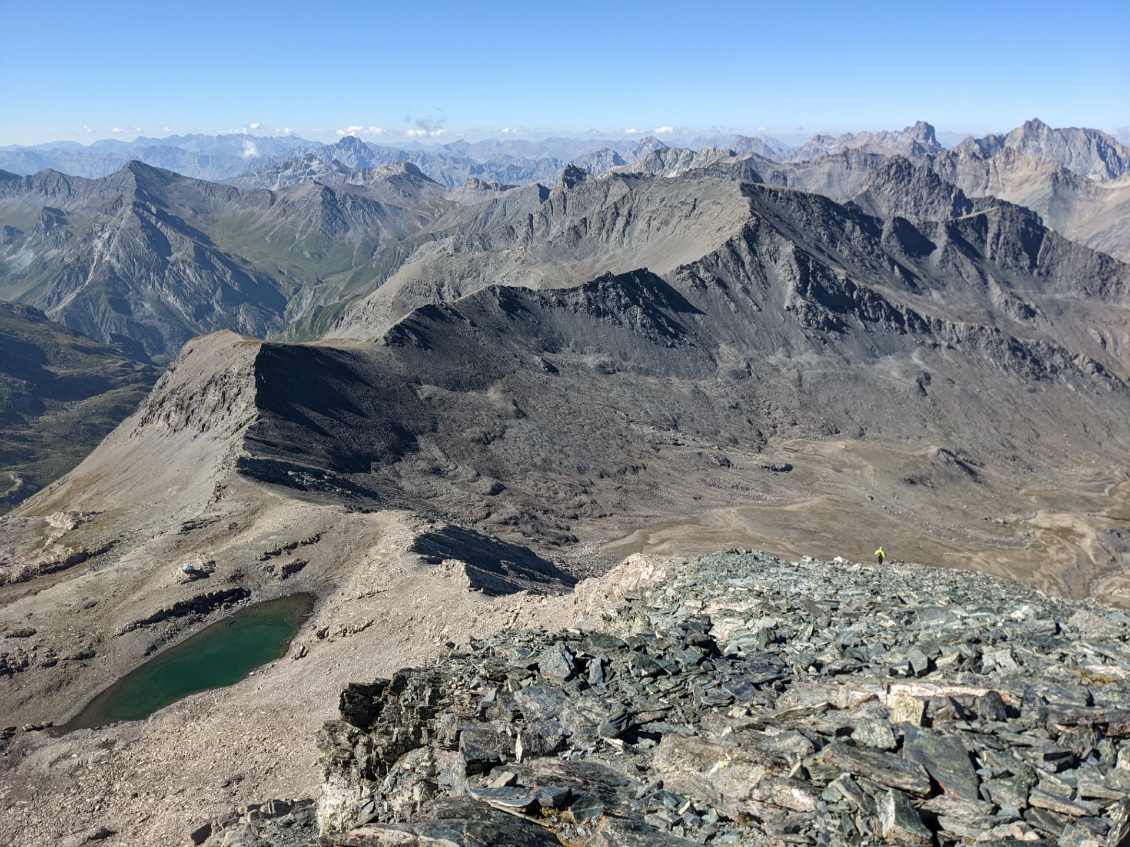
2,119,1129,370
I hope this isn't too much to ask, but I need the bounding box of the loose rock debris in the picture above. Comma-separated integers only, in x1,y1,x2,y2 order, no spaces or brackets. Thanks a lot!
195,551,1130,846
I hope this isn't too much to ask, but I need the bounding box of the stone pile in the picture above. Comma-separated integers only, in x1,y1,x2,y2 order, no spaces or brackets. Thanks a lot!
207,552,1130,846
190,798,317,847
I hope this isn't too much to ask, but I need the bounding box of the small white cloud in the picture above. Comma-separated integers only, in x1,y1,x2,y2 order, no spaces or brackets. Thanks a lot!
757,126,770,133
162,126,172,132
249,121,262,130
404,127,445,138
653,126,674,135
111,127,124,133
282,127,293,135
242,139,260,158
83,125,95,134
622,128,641,135
336,125,386,137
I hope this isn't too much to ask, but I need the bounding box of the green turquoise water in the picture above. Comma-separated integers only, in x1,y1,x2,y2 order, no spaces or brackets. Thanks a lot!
57,593,315,732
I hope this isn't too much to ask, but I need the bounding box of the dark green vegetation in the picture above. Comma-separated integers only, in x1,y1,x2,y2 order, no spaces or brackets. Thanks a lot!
57,593,314,731
0,302,158,511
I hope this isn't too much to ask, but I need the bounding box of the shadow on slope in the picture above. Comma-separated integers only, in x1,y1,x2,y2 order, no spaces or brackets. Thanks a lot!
411,524,576,595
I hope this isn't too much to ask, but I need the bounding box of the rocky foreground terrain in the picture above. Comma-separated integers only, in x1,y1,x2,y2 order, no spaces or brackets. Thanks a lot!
184,551,1130,847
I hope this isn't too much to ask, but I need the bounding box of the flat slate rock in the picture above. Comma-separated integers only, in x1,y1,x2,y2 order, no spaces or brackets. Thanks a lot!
902,724,980,801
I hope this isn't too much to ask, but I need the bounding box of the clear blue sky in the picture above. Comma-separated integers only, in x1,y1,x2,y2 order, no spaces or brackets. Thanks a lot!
1,0,1127,146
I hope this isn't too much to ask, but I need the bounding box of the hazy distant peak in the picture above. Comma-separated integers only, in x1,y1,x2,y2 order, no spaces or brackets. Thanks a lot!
955,119,1130,182
334,135,370,151
790,121,943,162
907,120,939,146
371,160,432,181
628,136,668,161
727,134,793,160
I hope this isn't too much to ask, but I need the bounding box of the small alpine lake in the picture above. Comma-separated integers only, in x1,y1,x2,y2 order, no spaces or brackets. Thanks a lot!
56,592,315,732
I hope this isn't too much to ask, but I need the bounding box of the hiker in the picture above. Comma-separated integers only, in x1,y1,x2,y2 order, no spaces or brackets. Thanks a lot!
874,546,886,565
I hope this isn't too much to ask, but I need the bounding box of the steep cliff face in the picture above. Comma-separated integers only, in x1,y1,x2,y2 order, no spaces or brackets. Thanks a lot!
956,118,1130,182
20,329,262,519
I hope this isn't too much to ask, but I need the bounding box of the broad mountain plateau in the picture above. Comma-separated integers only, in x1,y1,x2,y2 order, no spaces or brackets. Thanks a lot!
1,120,1130,845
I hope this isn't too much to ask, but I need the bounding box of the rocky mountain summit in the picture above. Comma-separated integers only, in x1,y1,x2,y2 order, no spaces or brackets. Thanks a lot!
790,121,944,162
956,120,1130,183
191,550,1130,846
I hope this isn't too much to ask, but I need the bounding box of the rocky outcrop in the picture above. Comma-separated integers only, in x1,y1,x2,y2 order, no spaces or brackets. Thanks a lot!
308,551,1130,846
0,539,118,585
851,156,977,221
116,588,250,634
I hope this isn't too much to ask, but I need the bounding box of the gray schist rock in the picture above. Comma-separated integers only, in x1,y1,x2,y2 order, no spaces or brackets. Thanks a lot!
194,551,1130,846
879,789,934,845
902,724,980,801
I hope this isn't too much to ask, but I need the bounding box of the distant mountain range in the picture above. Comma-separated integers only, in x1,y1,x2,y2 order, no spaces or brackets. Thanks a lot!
1,120,1128,370
4,120,1128,189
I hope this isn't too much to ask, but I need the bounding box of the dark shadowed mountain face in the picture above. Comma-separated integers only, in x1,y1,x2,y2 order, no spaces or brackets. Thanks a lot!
0,302,158,510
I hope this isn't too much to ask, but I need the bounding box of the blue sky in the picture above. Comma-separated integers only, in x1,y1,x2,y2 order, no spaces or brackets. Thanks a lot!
1,0,1127,146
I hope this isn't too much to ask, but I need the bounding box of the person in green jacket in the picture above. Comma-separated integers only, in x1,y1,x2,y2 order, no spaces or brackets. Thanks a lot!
874,546,886,565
